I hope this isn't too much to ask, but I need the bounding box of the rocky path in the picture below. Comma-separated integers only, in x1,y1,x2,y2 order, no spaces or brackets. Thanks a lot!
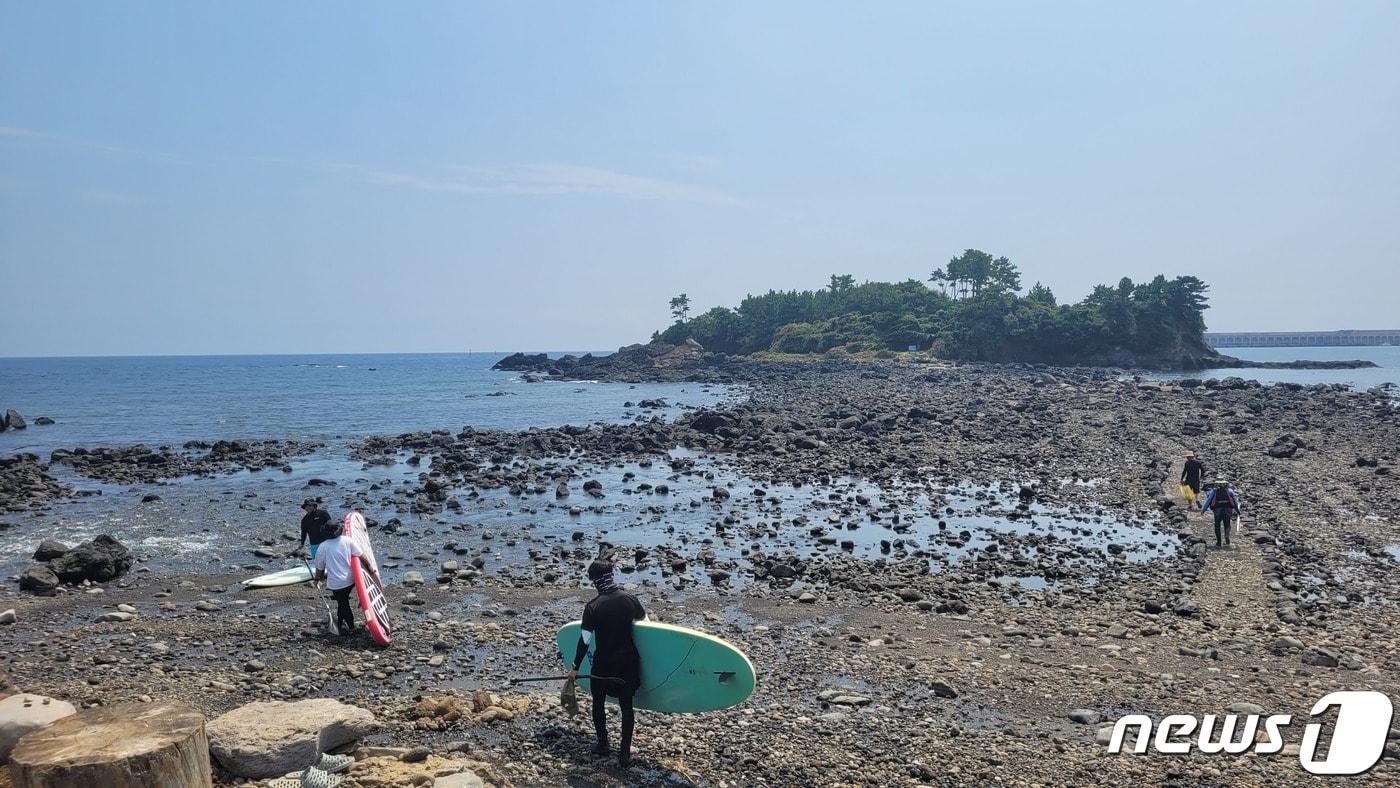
1184,509,1272,634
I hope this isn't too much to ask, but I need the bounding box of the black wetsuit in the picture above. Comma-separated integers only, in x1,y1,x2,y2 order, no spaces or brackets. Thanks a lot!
298,508,332,552
573,589,645,759
1181,458,1205,493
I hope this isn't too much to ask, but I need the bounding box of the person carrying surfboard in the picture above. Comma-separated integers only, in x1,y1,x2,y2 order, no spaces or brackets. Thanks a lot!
567,559,645,768
294,499,334,558
311,529,378,636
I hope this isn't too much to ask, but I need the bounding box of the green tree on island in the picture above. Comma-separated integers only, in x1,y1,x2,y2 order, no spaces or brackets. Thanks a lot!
938,249,1021,298
669,294,691,323
655,250,1213,366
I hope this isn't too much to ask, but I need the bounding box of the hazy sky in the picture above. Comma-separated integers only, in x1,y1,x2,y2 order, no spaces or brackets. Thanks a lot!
3,2,1397,356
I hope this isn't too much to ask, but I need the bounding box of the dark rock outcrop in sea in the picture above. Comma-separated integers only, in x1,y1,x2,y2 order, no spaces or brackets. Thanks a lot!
491,341,720,382
492,340,1376,383
1223,357,1379,370
48,439,322,484
3,409,26,431
0,454,71,513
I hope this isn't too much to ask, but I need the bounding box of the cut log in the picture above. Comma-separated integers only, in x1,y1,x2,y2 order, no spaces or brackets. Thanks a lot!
9,702,211,788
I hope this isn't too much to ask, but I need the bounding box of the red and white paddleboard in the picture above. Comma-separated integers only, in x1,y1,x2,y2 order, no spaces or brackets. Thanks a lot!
342,512,391,647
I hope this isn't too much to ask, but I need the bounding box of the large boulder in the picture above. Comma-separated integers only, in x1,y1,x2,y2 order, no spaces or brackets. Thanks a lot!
32,540,69,562
491,353,555,373
0,693,76,760
207,698,377,778
689,411,737,434
48,534,133,583
18,566,60,595
4,410,24,431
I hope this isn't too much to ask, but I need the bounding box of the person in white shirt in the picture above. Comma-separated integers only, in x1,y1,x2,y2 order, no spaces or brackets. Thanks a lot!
312,533,377,636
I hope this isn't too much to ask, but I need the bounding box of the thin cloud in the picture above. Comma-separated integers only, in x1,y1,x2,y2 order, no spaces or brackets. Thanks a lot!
0,124,188,164
361,162,744,206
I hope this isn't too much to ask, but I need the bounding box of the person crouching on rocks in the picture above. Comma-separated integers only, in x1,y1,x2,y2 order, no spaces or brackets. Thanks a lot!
294,498,333,558
1202,478,1241,548
311,529,377,636
1181,451,1206,511
567,559,646,768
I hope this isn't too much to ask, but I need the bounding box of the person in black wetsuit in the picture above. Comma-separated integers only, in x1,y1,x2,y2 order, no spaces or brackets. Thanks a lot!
1181,451,1206,511
566,560,645,768
293,499,333,558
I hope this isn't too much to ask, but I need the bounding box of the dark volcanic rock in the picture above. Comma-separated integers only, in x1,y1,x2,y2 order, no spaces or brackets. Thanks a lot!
491,342,717,383
48,535,134,583
19,565,60,594
3,409,25,430
49,439,320,483
492,353,555,373
689,411,737,434
32,540,69,561
1229,358,1379,370
0,454,71,513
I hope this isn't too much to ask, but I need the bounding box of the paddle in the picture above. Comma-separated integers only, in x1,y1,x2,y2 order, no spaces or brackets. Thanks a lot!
304,560,337,634
508,674,624,685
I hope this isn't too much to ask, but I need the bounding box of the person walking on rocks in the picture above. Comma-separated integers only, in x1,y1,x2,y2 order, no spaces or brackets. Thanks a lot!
567,559,646,768
294,499,334,558
1180,451,1206,511
311,529,377,636
1202,478,1241,548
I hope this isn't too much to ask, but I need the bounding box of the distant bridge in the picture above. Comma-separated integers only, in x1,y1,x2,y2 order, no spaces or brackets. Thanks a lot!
1205,329,1400,348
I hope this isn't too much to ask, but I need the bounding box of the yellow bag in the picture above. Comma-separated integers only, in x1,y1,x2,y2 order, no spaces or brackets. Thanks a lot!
1178,484,1194,502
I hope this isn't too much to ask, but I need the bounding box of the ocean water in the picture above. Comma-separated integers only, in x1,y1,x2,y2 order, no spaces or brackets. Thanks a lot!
1154,346,1400,389
0,352,733,456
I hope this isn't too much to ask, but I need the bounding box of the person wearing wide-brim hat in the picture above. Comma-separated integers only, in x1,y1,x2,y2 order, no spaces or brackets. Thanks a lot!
292,498,333,558
1180,451,1206,511
1202,478,1242,548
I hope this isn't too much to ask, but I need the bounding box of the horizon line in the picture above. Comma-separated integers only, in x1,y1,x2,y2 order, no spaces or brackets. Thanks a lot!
0,349,618,361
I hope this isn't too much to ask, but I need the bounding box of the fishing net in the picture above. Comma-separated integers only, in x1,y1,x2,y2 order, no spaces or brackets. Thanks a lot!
560,678,580,716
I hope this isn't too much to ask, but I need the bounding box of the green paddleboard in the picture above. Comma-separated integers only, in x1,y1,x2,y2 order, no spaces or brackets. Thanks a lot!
556,620,756,714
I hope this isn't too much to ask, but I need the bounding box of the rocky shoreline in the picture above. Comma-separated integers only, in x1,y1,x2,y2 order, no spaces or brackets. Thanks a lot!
492,342,1380,382
3,356,1399,786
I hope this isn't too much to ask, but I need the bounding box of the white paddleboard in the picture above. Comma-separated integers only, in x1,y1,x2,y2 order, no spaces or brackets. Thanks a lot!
242,565,314,588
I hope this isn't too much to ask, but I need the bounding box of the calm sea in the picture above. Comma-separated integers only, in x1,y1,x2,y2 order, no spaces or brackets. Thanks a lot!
0,352,731,455
1163,345,1400,389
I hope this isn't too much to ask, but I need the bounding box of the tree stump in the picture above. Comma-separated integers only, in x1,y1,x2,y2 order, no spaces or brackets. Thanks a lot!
9,702,211,788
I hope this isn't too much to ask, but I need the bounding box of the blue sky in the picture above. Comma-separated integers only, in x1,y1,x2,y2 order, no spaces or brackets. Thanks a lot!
2,1,1397,355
